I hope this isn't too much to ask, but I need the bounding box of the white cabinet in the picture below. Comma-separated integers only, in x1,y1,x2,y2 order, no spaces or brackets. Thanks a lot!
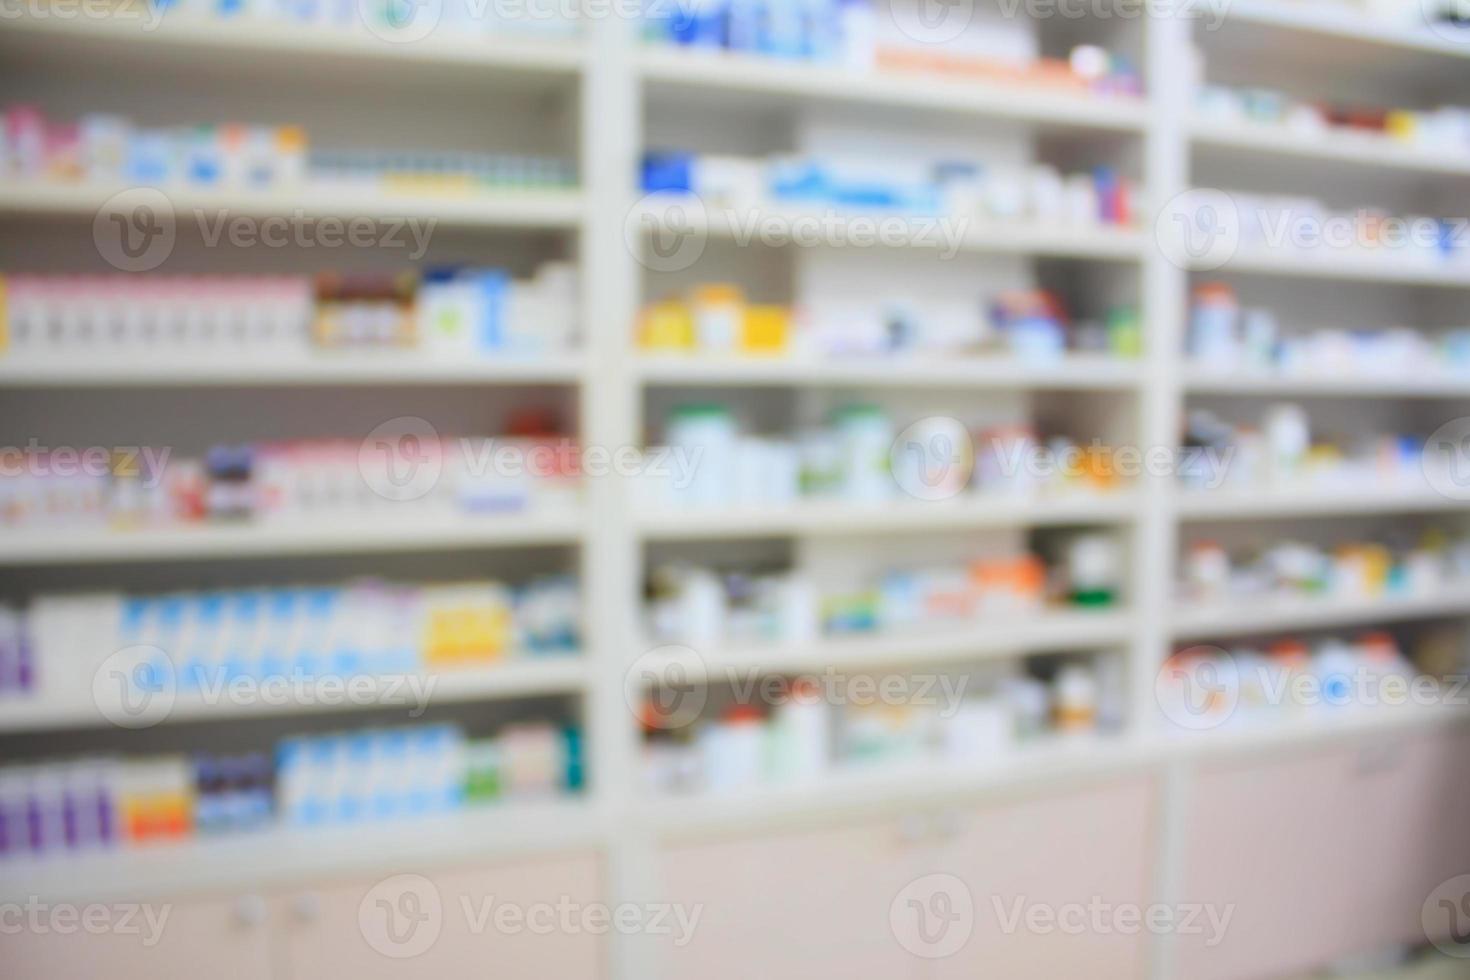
658,776,1158,980
4,852,605,980
1176,726,1470,980
660,813,924,980
271,852,605,980
929,775,1156,980
4,893,274,980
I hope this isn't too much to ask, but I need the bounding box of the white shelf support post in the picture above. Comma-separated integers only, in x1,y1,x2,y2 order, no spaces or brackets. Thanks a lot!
1140,5,1193,980
579,14,659,980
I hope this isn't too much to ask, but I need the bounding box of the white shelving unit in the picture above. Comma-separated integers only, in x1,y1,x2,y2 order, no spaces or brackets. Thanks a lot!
4,6,1470,979
1,512,588,564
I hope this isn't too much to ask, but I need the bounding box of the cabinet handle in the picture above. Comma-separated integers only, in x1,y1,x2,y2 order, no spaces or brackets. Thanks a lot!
235,894,268,928
1357,740,1403,775
934,809,964,841
897,813,929,845
293,892,322,923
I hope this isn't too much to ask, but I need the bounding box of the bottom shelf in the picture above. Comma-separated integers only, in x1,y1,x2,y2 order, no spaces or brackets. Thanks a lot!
642,700,1470,838
8,702,1468,903
4,799,601,904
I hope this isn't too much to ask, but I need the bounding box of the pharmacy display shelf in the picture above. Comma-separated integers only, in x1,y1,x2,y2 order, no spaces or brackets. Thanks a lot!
641,735,1156,839
633,197,1146,261
1,512,587,566
635,493,1141,541
1176,485,1467,521
1171,583,1470,640
643,702,1470,839
0,658,590,735
1182,368,1470,399
1153,700,1470,766
0,181,586,230
0,355,589,388
635,610,1135,682
637,46,1150,133
633,354,1142,390
0,799,603,904
1200,248,1470,288
0,13,587,80
1190,118,1470,178
1221,0,1470,62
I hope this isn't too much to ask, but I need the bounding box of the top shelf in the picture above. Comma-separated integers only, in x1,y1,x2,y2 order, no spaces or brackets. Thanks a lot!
637,47,1148,135
1221,0,1470,61
0,181,584,230
0,14,587,80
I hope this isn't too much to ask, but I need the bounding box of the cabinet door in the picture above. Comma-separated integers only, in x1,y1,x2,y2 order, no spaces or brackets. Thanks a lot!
1175,728,1470,980
660,815,926,980
929,776,1157,980
4,893,273,980
1375,727,1470,949
271,852,604,980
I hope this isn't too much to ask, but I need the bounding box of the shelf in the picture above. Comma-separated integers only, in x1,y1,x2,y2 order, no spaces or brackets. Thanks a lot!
636,494,1139,540
0,799,602,904
0,355,587,388
0,181,585,230
645,702,1470,838
1191,118,1470,178
1223,0,1470,61
0,14,586,80
634,355,1141,389
1176,485,1465,520
640,610,1134,681
1203,248,1470,287
1172,584,1470,640
0,658,589,734
1183,368,1470,398
633,197,1145,261
642,736,1154,837
1,512,586,566
638,46,1148,134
